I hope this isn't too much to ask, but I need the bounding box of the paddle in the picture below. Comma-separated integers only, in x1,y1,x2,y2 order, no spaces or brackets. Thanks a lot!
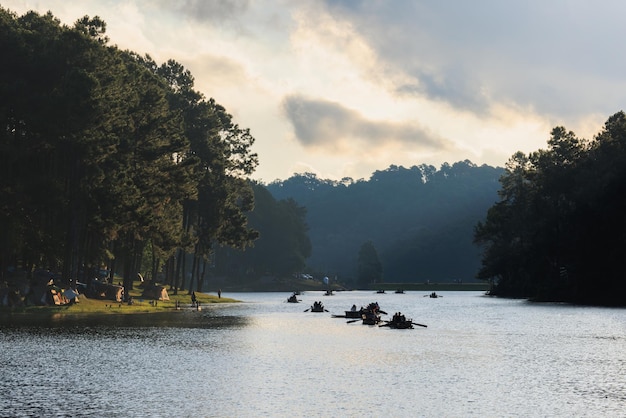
413,322,428,328
303,308,310,312
346,319,361,324
379,323,390,327
378,310,388,315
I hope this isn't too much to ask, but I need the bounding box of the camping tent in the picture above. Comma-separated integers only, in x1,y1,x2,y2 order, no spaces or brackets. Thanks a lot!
63,288,79,303
141,284,170,301
86,281,123,302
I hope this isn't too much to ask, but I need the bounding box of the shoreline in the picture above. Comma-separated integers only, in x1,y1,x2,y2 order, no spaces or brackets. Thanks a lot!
0,291,240,316
0,282,490,316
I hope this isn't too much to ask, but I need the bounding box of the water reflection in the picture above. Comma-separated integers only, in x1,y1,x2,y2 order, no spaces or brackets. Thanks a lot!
2,292,626,417
0,310,250,330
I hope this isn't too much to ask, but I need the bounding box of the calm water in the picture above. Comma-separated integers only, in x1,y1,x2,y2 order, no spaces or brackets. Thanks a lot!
1,291,626,417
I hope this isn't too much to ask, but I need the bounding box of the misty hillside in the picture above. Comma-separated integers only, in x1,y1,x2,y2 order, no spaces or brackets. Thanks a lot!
267,160,504,283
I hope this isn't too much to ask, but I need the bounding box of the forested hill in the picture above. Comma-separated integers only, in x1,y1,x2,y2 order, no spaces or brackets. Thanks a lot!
266,161,504,283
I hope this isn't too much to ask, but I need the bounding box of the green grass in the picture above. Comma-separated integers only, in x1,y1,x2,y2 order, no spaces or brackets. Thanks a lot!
0,282,239,316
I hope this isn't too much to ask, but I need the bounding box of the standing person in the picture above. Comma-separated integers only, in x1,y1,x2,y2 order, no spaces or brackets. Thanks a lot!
191,291,196,305
217,289,221,298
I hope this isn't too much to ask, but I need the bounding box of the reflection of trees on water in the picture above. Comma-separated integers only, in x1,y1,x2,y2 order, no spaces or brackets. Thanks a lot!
0,312,251,330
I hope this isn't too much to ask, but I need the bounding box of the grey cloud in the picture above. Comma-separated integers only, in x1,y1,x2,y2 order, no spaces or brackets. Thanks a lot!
322,0,626,119
282,94,451,151
400,67,489,113
158,0,250,23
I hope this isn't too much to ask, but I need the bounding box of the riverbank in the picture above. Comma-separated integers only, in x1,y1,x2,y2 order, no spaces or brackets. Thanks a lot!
364,282,490,292
0,289,239,316
215,277,490,292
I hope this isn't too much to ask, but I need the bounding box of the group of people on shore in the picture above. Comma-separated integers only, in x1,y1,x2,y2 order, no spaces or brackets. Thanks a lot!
190,289,221,305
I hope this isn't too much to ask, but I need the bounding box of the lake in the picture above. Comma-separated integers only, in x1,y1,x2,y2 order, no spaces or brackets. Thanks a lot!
1,291,626,417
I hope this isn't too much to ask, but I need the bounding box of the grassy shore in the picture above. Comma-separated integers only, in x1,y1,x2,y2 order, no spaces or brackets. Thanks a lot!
0,283,238,316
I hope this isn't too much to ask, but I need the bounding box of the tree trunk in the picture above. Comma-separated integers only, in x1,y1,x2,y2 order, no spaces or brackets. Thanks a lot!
198,259,207,293
173,249,182,294
189,251,198,293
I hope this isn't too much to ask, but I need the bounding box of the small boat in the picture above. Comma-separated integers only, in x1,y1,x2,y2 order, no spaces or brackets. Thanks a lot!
309,301,326,312
395,289,405,294
382,319,414,329
287,293,300,303
324,289,334,296
331,304,363,318
380,312,427,329
376,290,386,294
429,292,439,298
345,308,362,318
347,302,385,325
361,310,382,325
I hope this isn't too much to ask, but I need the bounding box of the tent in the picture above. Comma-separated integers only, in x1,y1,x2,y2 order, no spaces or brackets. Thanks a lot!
86,281,123,302
63,288,79,303
26,286,68,306
141,284,170,301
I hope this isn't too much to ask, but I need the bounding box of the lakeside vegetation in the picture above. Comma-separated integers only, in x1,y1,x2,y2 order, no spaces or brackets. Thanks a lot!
261,163,502,284
0,8,265,296
0,280,238,315
475,114,626,306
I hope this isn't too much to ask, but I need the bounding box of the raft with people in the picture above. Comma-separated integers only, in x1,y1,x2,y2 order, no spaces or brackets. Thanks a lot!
346,302,386,325
330,304,363,318
306,301,327,312
380,312,427,329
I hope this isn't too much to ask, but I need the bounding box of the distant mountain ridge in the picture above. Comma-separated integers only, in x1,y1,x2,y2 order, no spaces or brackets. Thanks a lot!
266,160,504,283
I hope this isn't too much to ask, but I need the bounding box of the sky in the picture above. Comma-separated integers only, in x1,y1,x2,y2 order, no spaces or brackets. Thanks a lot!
4,1,626,182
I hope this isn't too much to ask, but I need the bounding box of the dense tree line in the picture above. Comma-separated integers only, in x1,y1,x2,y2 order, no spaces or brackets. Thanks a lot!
0,8,258,295
357,241,382,287
475,111,626,305
267,161,503,284
212,182,311,283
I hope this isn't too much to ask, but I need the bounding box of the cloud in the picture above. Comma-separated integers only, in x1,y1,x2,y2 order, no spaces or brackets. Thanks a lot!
3,0,622,181
158,0,250,24
185,53,249,90
321,0,626,121
282,94,452,154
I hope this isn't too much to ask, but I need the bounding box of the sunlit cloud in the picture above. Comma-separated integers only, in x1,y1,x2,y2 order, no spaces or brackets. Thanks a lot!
3,0,623,181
